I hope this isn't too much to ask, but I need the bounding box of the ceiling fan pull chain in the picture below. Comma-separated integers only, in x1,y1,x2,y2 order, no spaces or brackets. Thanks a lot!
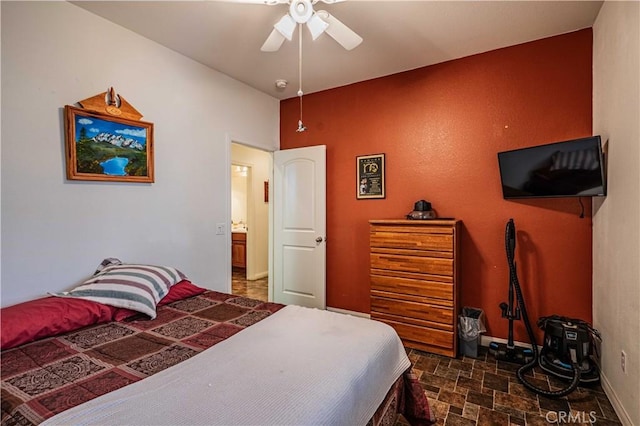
298,22,303,98
297,22,307,132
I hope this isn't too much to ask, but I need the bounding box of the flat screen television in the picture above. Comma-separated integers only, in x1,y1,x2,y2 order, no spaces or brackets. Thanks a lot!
498,136,606,199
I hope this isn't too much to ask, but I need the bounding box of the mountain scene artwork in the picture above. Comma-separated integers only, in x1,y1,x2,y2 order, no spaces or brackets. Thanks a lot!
74,114,148,177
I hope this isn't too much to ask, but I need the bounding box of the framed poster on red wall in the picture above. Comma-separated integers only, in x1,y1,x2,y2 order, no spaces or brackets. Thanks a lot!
357,153,385,199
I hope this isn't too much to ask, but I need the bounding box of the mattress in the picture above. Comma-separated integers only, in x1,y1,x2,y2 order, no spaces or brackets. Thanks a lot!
2,289,433,425
44,304,409,425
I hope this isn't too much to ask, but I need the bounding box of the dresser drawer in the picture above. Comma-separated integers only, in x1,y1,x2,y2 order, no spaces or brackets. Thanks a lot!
371,274,453,304
371,296,453,326
370,229,453,253
370,253,453,276
373,317,454,354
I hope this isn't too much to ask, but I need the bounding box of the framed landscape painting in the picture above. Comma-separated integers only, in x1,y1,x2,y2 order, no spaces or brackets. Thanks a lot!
64,105,154,182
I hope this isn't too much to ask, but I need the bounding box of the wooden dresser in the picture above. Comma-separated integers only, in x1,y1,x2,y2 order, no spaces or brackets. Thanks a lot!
369,219,460,357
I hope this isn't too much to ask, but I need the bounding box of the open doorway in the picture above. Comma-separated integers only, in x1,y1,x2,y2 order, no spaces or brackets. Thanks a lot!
230,143,271,302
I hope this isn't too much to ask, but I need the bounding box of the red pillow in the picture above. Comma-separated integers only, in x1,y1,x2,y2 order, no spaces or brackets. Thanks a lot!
1,297,116,350
112,280,206,321
158,280,206,305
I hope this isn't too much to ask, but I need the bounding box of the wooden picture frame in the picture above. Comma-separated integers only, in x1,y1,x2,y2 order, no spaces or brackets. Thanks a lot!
64,105,154,183
357,153,385,199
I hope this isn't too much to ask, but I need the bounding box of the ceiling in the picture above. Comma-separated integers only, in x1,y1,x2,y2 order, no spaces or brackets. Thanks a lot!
72,0,603,100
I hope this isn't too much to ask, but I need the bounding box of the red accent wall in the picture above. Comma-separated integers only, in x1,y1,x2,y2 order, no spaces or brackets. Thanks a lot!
280,30,593,343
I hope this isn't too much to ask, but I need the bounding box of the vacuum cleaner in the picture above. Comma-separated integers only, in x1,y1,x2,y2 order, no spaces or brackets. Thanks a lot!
489,219,601,398
489,218,534,364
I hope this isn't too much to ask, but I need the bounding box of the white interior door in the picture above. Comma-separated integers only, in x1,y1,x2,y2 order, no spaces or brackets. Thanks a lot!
273,145,326,309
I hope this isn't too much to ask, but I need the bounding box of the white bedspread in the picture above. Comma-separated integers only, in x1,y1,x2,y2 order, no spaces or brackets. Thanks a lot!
44,305,411,426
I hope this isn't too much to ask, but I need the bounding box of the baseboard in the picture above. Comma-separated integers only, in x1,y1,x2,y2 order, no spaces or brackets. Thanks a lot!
600,372,633,426
247,271,268,281
326,307,370,319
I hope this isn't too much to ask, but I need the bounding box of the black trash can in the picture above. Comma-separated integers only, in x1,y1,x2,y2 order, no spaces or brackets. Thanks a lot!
458,307,486,358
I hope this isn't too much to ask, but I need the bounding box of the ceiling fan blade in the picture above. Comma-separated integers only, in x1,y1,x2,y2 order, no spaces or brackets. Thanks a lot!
316,10,362,50
261,28,287,52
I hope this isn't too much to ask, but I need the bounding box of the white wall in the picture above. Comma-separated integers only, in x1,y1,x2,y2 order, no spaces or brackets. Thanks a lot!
231,143,271,280
0,2,279,307
0,2,3,297
593,1,640,425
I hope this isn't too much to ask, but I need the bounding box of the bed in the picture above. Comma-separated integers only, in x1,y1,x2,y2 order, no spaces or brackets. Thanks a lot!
1,262,434,426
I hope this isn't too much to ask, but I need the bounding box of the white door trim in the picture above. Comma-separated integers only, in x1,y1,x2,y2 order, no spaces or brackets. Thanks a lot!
225,133,275,297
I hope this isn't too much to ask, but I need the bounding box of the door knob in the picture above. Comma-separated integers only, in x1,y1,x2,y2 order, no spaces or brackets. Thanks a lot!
315,236,324,243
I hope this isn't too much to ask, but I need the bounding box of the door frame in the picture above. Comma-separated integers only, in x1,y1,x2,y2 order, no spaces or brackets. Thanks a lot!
225,133,274,299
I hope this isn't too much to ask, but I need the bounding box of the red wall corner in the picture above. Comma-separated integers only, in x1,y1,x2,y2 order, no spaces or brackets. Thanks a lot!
280,29,594,343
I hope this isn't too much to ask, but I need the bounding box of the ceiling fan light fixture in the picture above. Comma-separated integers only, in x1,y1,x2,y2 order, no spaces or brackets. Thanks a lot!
307,13,329,40
274,13,296,40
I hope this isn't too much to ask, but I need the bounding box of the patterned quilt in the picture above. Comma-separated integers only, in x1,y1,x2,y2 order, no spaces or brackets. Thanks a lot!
1,291,432,426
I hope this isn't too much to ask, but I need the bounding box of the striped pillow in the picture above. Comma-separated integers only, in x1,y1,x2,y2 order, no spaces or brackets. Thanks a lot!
53,263,187,319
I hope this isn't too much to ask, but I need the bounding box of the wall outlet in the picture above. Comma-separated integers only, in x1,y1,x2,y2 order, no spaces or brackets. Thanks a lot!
621,350,627,373
215,223,225,235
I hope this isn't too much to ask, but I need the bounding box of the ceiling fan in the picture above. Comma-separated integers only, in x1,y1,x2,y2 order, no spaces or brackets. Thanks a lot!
220,0,361,132
253,0,363,52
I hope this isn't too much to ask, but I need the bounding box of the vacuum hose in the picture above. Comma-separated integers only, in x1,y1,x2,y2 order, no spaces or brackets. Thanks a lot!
505,219,582,398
